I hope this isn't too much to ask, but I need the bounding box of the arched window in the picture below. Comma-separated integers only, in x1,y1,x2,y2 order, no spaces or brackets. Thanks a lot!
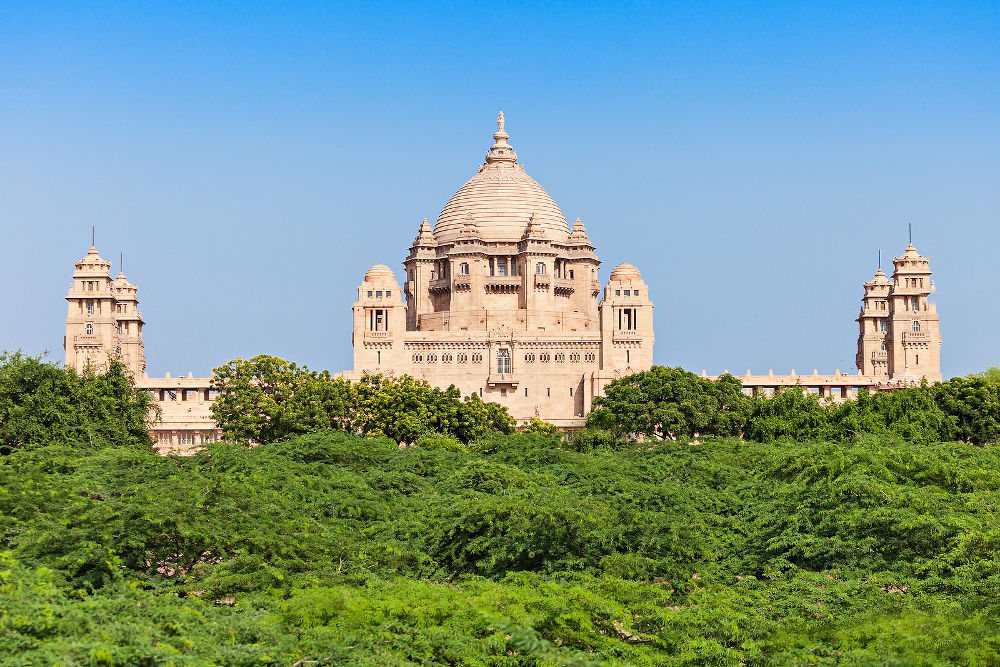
536,262,545,275
497,348,510,374
459,262,469,275
85,323,93,335
912,320,920,332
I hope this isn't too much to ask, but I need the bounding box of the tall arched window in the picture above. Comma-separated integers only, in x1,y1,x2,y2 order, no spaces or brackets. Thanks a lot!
85,323,93,335
497,348,510,374
535,262,545,275
912,320,920,332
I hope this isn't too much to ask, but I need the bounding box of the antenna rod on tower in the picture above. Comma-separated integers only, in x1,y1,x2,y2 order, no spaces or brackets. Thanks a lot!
878,249,881,270
909,222,912,245
92,226,95,247
120,251,123,274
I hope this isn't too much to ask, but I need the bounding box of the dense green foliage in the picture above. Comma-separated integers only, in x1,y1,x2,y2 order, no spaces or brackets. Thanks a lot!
0,352,154,454
210,355,515,444
591,365,1000,446
3,356,1000,664
3,431,999,664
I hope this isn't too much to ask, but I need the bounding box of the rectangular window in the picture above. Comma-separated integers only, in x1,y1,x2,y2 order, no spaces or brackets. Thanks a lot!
615,290,621,296
569,388,573,396
624,290,631,296
386,290,391,297
568,269,574,279
498,261,507,276
376,290,383,297
367,291,373,297
87,301,94,314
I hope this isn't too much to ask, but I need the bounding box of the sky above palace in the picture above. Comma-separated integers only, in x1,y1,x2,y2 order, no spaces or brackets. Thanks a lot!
2,1,998,378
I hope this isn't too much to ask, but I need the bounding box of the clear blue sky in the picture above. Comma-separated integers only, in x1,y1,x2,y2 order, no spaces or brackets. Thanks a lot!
2,1,997,378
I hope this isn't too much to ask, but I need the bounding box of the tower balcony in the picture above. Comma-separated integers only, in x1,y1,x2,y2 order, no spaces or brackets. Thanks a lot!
554,277,575,294
428,279,451,294
902,331,929,342
486,372,519,387
485,276,521,293
364,330,393,340
612,330,641,341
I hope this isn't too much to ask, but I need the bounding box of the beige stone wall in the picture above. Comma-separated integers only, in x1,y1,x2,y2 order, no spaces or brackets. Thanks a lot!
137,375,220,455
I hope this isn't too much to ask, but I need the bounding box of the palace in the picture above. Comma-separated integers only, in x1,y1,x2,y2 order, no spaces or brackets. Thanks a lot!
61,113,943,451
338,112,653,426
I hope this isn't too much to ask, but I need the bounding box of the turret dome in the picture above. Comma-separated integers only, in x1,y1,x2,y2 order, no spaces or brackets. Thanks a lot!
433,112,570,244
364,264,397,283
609,263,642,281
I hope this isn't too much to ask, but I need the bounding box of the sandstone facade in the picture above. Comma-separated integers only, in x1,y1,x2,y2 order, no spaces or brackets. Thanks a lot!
343,113,654,426
61,113,944,450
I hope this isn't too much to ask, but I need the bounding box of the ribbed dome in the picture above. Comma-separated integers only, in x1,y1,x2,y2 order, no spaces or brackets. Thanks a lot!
433,113,570,244
609,263,642,281
364,264,397,283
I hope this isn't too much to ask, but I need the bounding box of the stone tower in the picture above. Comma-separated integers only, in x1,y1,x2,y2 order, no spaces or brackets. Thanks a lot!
887,243,941,382
856,267,892,377
599,263,655,371
855,242,941,383
352,264,406,372
64,245,145,377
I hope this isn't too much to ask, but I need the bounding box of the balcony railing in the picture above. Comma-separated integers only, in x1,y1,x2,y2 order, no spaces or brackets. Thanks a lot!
364,330,392,339
486,372,519,386
612,329,641,341
485,276,521,293
554,278,575,293
428,278,451,293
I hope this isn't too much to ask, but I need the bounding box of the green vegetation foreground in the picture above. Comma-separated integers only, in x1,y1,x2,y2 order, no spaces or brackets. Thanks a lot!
2,354,1000,665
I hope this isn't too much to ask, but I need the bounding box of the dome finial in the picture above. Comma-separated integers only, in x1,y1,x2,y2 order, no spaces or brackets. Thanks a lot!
485,110,517,165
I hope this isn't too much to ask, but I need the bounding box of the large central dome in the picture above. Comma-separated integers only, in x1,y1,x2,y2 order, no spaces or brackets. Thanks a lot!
433,112,570,244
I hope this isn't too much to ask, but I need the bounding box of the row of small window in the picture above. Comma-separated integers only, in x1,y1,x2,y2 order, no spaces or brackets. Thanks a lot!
874,320,922,332
412,352,484,364
83,322,136,335
494,387,574,398
150,389,220,402
79,280,106,292
427,262,572,279
614,289,640,297
155,431,218,445
524,352,596,363
871,298,921,311
366,290,392,298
